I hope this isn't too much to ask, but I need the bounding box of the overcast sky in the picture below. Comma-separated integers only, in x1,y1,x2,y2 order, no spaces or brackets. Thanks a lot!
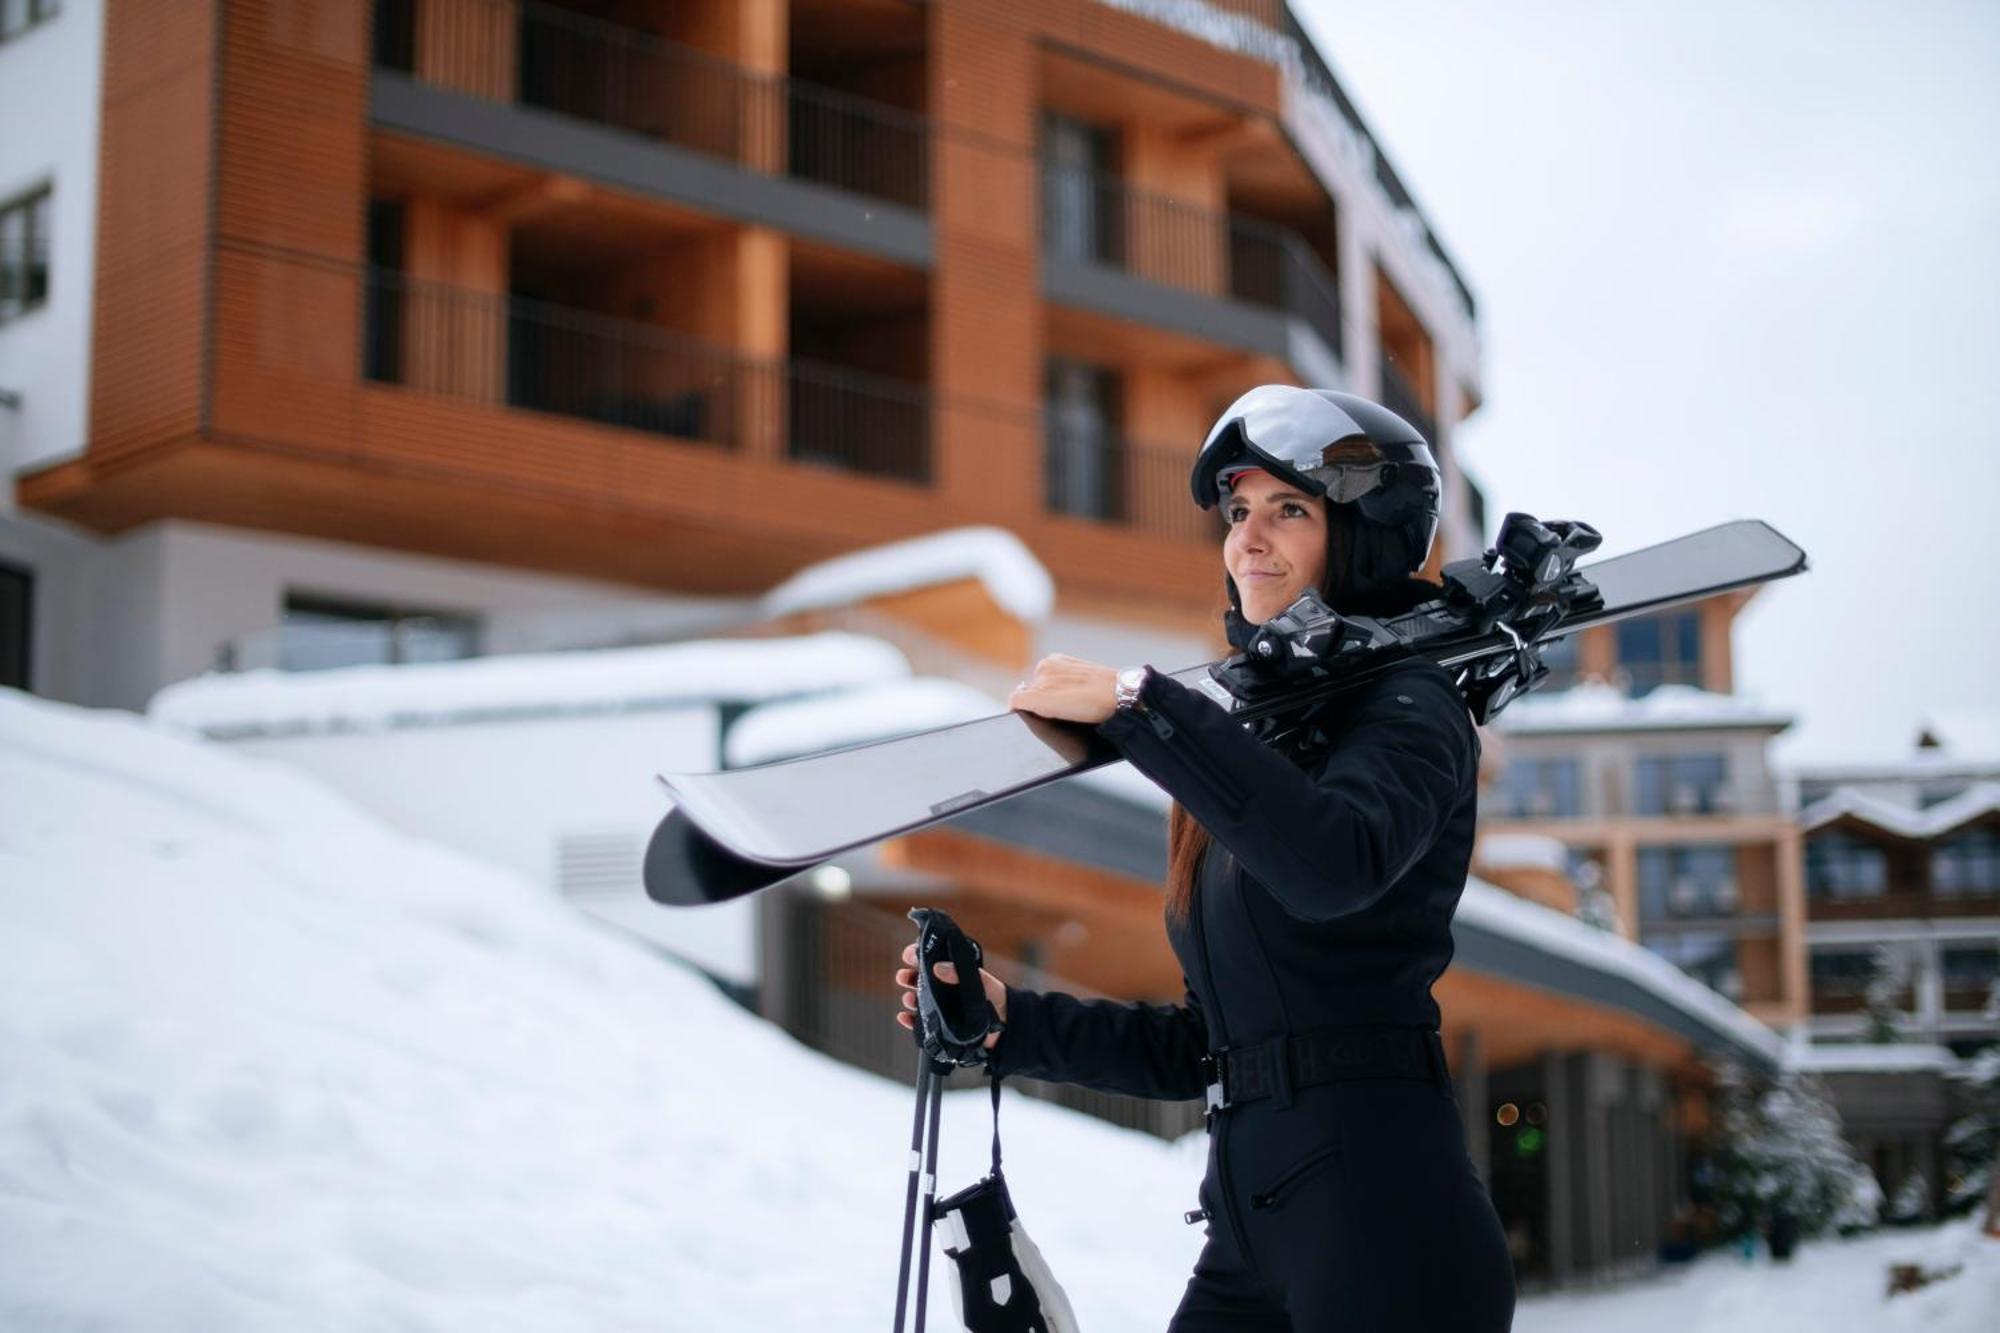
1293,1,2000,764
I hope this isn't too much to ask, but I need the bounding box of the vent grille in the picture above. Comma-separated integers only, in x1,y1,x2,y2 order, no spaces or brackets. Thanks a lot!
556,829,643,900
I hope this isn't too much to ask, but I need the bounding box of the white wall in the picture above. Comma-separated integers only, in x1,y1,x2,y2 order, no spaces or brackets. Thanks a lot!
128,520,751,711
230,703,759,985
0,0,103,495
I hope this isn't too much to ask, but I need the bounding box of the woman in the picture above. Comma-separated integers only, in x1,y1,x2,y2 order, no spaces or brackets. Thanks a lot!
895,385,1516,1331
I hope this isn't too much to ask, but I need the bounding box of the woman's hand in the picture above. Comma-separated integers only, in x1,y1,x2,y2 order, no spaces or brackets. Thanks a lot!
895,942,1007,1052
1008,654,1120,725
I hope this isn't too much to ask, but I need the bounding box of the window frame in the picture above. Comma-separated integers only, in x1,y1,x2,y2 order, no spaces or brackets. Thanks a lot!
0,0,61,45
0,183,53,323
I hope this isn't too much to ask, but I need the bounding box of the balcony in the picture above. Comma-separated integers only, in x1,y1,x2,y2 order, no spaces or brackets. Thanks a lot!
1040,165,1342,370
1378,357,1437,448
1042,415,1219,547
373,0,929,260
1806,887,2000,922
364,267,932,483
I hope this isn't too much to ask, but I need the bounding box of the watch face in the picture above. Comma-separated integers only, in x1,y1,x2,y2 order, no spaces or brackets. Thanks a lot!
1118,667,1146,692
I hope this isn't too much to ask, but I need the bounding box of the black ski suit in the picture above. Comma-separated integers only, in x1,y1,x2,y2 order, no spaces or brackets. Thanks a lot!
987,654,1516,1332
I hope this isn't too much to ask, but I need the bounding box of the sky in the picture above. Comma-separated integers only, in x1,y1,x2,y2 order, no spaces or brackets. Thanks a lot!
1293,1,2000,764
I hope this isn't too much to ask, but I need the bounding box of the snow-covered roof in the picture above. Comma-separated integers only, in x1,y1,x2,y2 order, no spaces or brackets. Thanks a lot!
1474,833,1570,874
1498,682,1793,736
147,632,910,738
1784,1043,1962,1074
724,678,1005,768
1800,781,2000,840
1453,878,1788,1066
761,526,1055,624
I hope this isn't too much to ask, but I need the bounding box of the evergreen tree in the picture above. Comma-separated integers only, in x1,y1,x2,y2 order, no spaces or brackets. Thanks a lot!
1709,1060,1880,1241
1861,942,1909,1045
1943,977,2000,1234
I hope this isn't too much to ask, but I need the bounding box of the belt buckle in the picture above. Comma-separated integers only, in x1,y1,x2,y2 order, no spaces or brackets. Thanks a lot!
1201,1050,1230,1115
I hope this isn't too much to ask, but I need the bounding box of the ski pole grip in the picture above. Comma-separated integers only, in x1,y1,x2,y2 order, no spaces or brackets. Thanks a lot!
909,907,999,1067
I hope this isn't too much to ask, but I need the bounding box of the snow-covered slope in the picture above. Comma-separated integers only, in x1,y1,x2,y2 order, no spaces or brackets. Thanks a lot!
0,689,1205,1331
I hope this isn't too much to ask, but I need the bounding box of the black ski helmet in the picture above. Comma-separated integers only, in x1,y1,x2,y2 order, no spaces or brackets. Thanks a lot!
1191,384,1442,573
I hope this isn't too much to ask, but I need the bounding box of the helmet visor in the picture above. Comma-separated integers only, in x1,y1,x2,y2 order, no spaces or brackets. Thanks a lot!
1198,385,1387,506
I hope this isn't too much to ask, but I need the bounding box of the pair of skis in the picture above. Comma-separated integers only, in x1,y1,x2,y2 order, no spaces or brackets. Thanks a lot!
642,518,1806,908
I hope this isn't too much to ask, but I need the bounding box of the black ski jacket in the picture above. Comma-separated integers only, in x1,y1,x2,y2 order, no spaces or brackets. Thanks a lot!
987,651,1481,1100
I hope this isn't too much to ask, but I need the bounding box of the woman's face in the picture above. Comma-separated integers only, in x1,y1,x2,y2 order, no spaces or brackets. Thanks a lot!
1222,468,1329,624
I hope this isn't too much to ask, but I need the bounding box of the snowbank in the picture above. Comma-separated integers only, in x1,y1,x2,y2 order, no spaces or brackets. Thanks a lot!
146,632,909,739
761,526,1056,624
0,688,1209,1331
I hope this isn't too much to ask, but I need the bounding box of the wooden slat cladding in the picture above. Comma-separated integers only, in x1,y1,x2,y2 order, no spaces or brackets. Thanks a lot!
218,0,370,260
88,0,218,465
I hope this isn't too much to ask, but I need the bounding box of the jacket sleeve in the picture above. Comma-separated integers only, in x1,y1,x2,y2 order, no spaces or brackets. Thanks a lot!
986,981,1209,1102
1095,663,1477,925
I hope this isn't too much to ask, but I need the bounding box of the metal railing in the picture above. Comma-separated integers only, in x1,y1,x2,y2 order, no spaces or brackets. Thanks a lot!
376,0,929,209
1042,165,1344,357
1043,415,1222,546
362,266,932,483
775,890,1207,1142
1379,357,1438,447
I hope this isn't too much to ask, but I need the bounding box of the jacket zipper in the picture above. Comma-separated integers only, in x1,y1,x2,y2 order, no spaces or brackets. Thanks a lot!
1249,1142,1343,1211
1140,704,1244,818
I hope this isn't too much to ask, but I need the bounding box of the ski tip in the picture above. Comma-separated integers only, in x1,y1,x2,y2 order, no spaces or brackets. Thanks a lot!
643,808,803,907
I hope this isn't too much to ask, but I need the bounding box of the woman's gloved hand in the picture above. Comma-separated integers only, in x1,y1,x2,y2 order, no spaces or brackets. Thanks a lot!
894,941,1007,1051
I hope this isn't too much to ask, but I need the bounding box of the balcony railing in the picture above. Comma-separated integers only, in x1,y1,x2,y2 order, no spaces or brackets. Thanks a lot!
1379,357,1438,448
363,267,932,483
376,0,929,210
1042,165,1343,358
1043,415,1220,546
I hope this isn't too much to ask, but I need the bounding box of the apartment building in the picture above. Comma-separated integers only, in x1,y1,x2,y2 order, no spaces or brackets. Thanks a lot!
2,0,1806,1288
1482,593,1811,1034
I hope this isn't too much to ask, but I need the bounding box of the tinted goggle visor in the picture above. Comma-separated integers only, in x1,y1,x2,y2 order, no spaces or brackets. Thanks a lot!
1197,385,1415,507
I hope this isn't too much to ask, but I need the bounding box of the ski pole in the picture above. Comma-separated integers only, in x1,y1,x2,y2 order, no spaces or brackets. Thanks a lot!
892,1059,937,1333
912,1060,946,1333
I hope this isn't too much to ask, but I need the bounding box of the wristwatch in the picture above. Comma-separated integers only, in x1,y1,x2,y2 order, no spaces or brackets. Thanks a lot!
1113,665,1149,712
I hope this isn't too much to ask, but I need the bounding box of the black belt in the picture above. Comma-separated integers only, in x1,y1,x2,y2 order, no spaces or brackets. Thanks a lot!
1200,1025,1448,1114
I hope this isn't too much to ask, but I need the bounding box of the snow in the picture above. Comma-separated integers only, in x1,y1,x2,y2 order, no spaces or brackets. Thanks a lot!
1799,781,2000,838
4,685,1997,1330
1499,682,1795,735
761,526,1056,624
1785,1043,1965,1074
0,687,1210,1331
1455,879,1788,1066
1512,1215,1998,1333
145,633,910,739
1476,832,1572,873
724,679,1006,768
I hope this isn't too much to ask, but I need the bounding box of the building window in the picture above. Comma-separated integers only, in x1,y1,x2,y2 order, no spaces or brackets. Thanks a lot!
1536,632,1579,692
1615,609,1701,697
1941,944,1999,1000
0,0,60,42
1044,358,1122,521
1932,829,2000,896
1809,949,1875,997
1641,928,1742,999
1804,831,1889,900
0,186,52,321
279,592,481,672
0,559,30,691
1638,844,1739,920
1498,756,1581,818
1634,753,1731,816
1041,113,1119,265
